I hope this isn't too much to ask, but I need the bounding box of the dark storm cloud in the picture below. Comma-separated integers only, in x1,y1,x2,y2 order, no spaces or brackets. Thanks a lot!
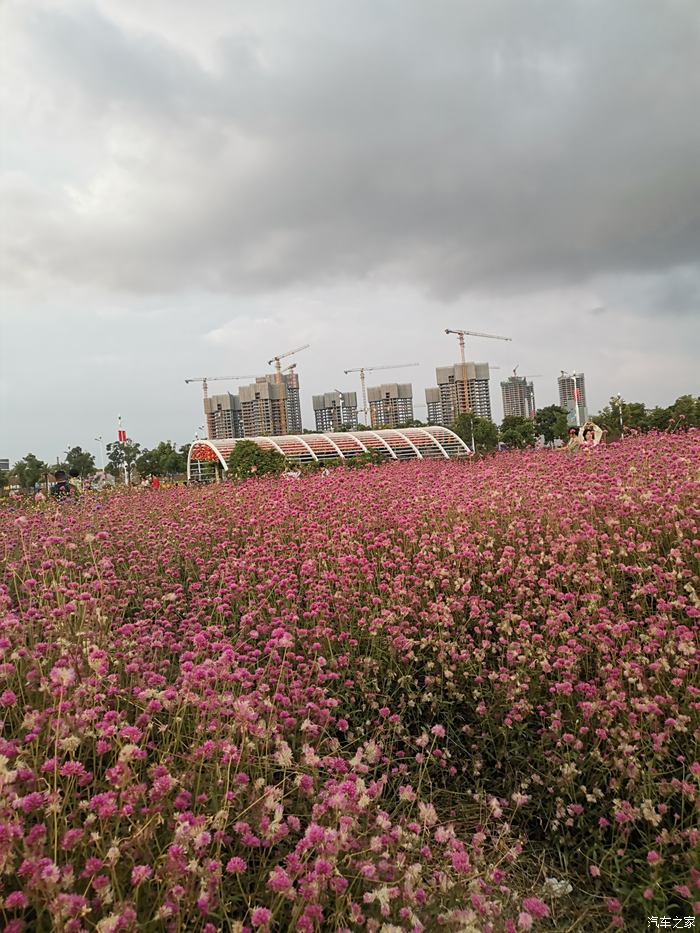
3,0,700,304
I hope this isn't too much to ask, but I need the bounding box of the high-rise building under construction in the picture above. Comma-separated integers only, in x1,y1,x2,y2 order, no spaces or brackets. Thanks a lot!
204,393,244,439
501,375,536,419
205,372,302,439
432,362,492,423
425,387,443,424
558,372,588,425
312,391,359,432
367,383,414,429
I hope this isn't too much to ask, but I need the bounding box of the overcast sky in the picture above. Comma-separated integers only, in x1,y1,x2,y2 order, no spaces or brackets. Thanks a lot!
1,0,699,463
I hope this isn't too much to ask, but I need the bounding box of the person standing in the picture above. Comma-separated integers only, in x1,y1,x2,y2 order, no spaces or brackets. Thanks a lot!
50,470,77,501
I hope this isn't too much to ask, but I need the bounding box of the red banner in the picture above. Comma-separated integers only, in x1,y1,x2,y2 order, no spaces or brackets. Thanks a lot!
118,430,127,442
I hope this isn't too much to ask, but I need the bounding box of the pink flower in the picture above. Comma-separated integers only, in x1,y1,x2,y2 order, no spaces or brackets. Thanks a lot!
251,906,271,928
518,911,533,931
226,857,246,874
522,898,550,919
131,865,152,885
646,850,661,864
5,891,29,909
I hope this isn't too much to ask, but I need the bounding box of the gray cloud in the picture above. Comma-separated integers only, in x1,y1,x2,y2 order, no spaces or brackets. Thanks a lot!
3,0,700,301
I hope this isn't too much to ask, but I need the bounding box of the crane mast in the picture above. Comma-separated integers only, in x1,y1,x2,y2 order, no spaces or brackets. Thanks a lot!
343,363,419,423
267,344,310,435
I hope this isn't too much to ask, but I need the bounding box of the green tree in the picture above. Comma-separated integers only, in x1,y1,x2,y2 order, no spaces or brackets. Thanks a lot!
12,453,49,489
499,416,536,449
227,440,287,481
398,419,426,428
65,446,96,478
668,394,700,429
136,441,186,478
597,397,650,438
0,470,8,492
646,406,672,432
106,440,141,484
535,405,569,445
451,413,498,454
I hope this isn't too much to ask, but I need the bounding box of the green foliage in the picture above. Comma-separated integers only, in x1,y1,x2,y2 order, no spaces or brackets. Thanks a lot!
0,470,8,491
136,441,186,478
106,440,142,484
451,413,498,454
397,419,426,428
11,453,49,489
65,446,96,477
667,394,700,428
499,415,536,449
535,405,569,445
596,395,700,439
227,440,287,481
345,450,386,469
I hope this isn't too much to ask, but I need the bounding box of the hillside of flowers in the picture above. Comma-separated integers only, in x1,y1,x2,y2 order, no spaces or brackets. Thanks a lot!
0,433,698,932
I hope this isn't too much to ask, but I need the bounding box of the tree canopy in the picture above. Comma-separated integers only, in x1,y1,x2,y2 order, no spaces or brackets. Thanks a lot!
66,446,96,477
499,416,536,449
451,413,499,454
535,405,569,445
136,441,186,478
227,441,287,481
11,453,49,489
106,440,141,484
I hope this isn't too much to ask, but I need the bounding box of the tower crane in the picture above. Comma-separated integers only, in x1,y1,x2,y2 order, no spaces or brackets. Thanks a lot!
184,375,258,400
445,328,512,365
343,363,419,423
185,375,258,440
267,344,310,435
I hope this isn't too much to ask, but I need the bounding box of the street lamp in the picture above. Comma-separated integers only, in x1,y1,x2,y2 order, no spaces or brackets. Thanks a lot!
194,426,205,480
614,395,624,437
94,436,106,470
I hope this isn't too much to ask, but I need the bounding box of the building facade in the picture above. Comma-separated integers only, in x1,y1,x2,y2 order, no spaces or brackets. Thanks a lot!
558,372,588,425
312,391,359,432
434,362,492,423
204,393,244,440
239,380,287,437
501,375,536,419
425,387,443,425
367,383,414,429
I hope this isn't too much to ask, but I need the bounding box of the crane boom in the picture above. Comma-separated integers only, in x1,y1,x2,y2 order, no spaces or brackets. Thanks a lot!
444,328,512,365
343,363,419,374
342,363,419,421
267,344,310,366
267,344,310,434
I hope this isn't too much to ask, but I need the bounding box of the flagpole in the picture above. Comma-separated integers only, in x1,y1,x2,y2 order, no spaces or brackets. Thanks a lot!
118,415,128,485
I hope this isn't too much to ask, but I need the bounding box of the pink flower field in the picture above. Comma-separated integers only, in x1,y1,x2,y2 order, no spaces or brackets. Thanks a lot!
1,434,698,931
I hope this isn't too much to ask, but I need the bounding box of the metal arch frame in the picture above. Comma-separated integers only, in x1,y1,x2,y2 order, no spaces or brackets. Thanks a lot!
318,434,346,460
344,432,369,453
392,429,423,459
365,430,398,459
290,435,319,462
411,426,449,459
255,435,287,458
187,440,229,480
428,425,473,456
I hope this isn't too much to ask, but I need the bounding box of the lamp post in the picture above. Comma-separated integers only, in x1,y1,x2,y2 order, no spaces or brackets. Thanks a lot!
195,426,205,481
94,436,106,470
614,395,624,437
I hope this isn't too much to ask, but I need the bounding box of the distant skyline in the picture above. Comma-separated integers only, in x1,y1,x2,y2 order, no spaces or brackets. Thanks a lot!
2,0,699,462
